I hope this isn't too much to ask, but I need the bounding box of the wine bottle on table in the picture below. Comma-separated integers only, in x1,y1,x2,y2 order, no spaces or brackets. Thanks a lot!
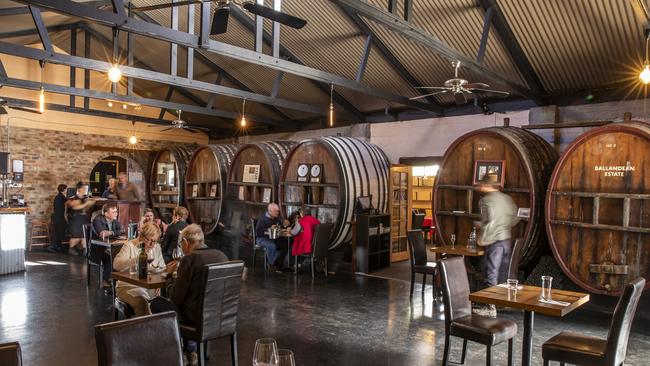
138,243,148,279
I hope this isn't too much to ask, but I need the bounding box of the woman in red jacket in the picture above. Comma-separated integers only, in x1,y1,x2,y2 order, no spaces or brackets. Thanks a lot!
290,207,321,269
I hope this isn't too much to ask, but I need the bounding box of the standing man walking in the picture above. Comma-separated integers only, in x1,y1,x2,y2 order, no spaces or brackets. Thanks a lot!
474,184,519,317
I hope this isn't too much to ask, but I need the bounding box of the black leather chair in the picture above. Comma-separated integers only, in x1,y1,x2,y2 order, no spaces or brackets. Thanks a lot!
407,229,437,300
250,218,268,273
180,260,245,366
438,256,516,366
295,223,334,278
542,277,645,366
411,212,425,231
82,223,103,287
0,342,22,366
95,311,184,366
507,239,522,281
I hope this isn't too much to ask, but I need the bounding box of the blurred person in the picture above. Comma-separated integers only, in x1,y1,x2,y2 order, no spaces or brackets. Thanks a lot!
102,178,118,199
160,206,189,263
116,172,140,202
473,184,519,317
113,222,174,316
139,208,167,234
47,184,67,253
66,182,95,256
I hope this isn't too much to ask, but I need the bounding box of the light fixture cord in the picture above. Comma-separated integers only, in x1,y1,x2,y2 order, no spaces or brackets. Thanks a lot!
242,98,246,115
329,83,333,104
40,60,45,87
646,35,650,64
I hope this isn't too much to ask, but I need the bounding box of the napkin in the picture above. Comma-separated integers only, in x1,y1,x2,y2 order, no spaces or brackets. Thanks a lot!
539,298,570,306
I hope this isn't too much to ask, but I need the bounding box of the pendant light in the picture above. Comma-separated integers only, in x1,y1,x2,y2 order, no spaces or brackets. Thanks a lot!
128,121,138,145
641,34,650,84
329,83,334,127
240,98,247,127
107,28,122,83
39,61,45,113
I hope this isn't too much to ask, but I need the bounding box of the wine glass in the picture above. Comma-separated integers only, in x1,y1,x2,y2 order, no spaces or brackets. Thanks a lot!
172,245,184,261
450,234,456,249
146,249,155,274
277,349,295,366
253,338,278,366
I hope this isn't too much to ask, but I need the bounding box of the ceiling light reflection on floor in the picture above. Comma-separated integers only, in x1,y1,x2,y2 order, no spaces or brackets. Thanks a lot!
1,289,27,327
37,261,67,266
24,261,45,266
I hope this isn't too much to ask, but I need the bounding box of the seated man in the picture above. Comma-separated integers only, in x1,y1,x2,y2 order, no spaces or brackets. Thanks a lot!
160,206,189,263
166,224,228,362
255,203,287,272
91,203,124,287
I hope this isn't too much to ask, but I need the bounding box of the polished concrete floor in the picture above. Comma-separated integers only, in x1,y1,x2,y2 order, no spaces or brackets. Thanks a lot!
1,252,650,365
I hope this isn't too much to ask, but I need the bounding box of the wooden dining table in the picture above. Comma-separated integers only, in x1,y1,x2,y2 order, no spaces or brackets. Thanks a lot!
264,229,296,271
429,245,485,257
111,271,168,289
470,284,590,366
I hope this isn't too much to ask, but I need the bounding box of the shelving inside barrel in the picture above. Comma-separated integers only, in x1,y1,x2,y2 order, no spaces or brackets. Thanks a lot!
546,122,650,295
433,127,558,268
149,145,195,222
222,141,296,251
184,144,239,234
279,137,391,249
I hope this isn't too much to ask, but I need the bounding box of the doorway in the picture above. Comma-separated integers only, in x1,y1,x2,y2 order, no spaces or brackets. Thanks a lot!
89,156,127,197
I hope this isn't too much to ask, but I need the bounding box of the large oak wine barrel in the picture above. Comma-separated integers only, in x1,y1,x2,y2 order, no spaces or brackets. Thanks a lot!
280,137,390,249
433,127,558,267
222,141,296,246
149,145,195,222
546,121,650,295
184,144,239,234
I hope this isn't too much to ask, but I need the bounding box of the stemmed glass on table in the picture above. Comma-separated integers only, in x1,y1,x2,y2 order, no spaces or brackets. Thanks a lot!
253,339,295,366
450,234,456,249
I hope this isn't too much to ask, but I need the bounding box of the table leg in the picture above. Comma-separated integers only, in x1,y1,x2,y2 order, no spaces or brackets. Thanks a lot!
522,310,534,366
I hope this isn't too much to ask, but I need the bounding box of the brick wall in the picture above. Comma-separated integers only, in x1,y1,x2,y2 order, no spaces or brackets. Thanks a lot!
5,125,197,221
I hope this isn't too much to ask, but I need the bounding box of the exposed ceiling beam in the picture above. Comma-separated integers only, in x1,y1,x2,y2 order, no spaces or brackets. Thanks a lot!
0,22,79,40
0,96,231,132
476,0,546,96
132,11,295,123
15,0,439,113
0,39,323,120
338,5,441,107
229,6,369,121
28,5,53,53
0,1,111,16
0,75,284,128
332,0,542,104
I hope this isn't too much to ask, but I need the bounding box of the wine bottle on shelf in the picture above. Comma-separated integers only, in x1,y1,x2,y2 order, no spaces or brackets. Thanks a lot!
138,243,148,279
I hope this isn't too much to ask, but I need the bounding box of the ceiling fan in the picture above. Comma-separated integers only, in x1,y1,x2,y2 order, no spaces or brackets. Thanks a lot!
411,61,509,105
149,110,210,134
0,98,42,114
131,1,307,35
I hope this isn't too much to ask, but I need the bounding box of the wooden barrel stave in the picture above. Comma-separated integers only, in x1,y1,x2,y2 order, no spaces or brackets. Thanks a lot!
184,144,239,234
434,127,558,268
149,145,196,222
280,137,390,249
546,121,650,295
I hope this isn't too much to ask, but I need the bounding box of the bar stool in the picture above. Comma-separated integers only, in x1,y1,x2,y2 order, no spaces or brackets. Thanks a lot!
29,219,50,251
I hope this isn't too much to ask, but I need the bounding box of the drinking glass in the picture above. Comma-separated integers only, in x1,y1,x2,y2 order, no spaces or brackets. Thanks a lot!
172,245,184,261
146,250,155,274
276,349,295,366
253,338,278,366
541,276,553,300
450,234,456,249
129,258,137,276
507,278,518,300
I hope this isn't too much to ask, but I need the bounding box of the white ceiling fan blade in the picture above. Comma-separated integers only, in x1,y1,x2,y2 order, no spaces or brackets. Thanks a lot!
414,86,450,90
464,82,490,89
409,90,450,100
469,88,510,96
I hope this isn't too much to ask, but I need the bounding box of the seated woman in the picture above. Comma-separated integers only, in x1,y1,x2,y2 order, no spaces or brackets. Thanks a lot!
291,207,321,269
113,222,172,316
139,208,167,234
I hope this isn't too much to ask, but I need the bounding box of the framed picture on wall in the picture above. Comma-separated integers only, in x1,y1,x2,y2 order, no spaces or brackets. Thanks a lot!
242,164,260,183
473,160,505,187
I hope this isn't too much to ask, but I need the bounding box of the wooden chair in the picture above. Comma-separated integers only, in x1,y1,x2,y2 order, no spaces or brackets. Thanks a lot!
95,311,183,366
542,278,645,366
0,341,22,366
29,219,50,251
179,261,245,366
407,229,438,300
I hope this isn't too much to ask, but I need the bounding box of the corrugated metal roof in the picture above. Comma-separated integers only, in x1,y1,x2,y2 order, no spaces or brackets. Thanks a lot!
498,0,645,94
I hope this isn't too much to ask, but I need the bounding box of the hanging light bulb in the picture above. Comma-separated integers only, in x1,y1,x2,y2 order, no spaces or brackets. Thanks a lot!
329,83,334,127
39,87,45,113
108,64,122,83
129,135,138,145
38,61,45,113
122,103,128,110
107,101,113,108
641,35,650,84
240,98,247,127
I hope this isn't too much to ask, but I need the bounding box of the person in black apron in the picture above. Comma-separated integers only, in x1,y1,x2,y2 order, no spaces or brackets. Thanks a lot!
67,182,96,256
